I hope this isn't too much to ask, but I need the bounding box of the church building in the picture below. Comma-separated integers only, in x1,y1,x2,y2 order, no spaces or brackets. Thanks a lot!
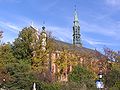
28,8,106,82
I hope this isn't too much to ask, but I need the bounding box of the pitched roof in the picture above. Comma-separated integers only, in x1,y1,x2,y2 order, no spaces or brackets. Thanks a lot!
53,39,104,59
54,39,95,53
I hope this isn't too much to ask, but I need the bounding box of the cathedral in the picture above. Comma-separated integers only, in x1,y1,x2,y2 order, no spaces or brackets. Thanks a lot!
28,8,106,82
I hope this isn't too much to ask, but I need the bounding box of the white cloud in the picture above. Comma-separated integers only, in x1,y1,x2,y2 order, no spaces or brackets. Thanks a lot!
81,20,118,37
5,23,19,31
45,25,118,47
39,22,120,48
47,26,72,42
82,36,119,47
0,21,20,33
84,38,110,45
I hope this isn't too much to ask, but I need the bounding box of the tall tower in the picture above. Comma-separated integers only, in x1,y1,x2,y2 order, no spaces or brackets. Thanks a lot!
73,7,82,46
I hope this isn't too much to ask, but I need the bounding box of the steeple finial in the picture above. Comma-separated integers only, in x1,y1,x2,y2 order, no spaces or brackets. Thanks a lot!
31,21,34,27
43,21,45,25
74,4,76,11
42,21,46,31
74,5,79,22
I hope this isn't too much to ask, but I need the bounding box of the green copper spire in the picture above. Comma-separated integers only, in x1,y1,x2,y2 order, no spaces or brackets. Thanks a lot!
73,6,82,47
73,6,79,27
74,9,79,22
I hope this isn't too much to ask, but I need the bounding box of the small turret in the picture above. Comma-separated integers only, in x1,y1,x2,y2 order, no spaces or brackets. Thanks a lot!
41,26,47,51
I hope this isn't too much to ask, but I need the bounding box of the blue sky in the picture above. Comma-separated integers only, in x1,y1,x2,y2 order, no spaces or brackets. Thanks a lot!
0,0,120,52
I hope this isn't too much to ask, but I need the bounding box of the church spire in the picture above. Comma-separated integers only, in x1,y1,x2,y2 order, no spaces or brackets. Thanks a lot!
73,6,82,47
74,5,79,22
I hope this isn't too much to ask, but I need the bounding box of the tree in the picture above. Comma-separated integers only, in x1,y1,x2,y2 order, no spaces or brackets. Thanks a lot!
31,31,57,82
104,47,119,62
103,47,120,89
0,31,3,39
0,27,42,89
0,43,16,64
0,43,15,88
104,64,120,90
5,60,40,90
31,36,48,73
68,65,96,90
12,26,38,60
54,46,71,81
0,31,3,44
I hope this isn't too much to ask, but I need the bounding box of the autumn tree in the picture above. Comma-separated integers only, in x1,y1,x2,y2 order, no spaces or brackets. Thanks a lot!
0,31,3,39
31,30,58,82
31,33,48,72
103,47,120,62
0,31,3,44
53,45,79,81
103,47,120,89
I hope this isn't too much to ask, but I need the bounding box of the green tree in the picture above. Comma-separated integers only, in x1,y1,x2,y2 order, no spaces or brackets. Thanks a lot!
0,43,16,65
12,26,38,60
0,27,41,89
5,60,40,90
0,43,16,88
104,63,120,89
68,65,96,90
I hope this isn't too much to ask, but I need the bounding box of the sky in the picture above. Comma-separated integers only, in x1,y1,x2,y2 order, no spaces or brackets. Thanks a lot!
0,0,120,52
